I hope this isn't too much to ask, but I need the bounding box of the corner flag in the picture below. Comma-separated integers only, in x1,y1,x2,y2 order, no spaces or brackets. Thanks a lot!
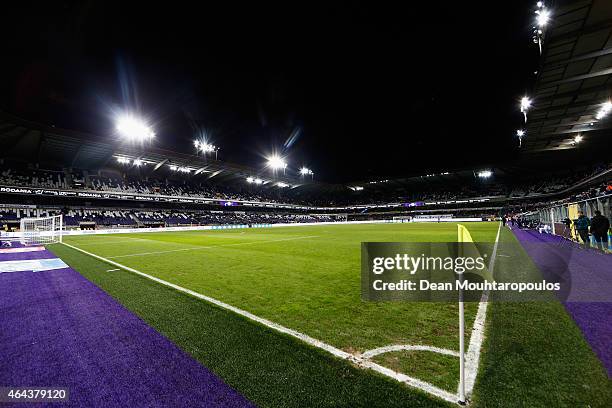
457,224,472,404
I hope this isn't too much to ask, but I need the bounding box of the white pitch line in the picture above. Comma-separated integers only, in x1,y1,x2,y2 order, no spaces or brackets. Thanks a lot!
362,344,460,359
106,235,321,259
74,239,158,246
61,241,458,404
461,222,502,399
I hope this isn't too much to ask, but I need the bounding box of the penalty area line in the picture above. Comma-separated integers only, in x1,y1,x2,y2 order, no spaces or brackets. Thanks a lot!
61,241,458,404
105,235,321,259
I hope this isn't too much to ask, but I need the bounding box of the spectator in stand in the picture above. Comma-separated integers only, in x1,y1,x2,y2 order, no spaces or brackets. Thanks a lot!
590,210,610,251
574,211,591,248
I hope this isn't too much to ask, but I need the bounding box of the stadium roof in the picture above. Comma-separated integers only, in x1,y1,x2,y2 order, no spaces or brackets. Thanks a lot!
523,0,612,152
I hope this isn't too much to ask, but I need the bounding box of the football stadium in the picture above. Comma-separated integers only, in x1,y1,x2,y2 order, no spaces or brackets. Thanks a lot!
1,1,611,407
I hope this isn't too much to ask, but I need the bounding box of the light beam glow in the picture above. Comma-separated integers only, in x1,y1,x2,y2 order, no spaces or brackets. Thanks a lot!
535,8,550,27
595,101,612,120
299,167,313,176
116,115,155,141
267,155,287,170
194,140,217,153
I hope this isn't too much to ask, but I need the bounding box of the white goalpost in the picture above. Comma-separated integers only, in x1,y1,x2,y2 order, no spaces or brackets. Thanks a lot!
20,215,64,246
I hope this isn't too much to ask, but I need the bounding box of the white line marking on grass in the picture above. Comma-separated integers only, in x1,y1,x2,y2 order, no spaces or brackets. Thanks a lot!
461,222,502,400
362,344,460,359
106,235,321,259
106,268,120,272
61,241,458,404
75,239,157,246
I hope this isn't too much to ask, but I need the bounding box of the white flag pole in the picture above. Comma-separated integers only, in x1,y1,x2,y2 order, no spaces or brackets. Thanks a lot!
458,225,466,404
459,295,465,404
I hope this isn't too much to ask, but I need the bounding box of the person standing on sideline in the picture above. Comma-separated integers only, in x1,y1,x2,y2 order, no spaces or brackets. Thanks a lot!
501,216,507,228
590,210,610,251
575,211,591,248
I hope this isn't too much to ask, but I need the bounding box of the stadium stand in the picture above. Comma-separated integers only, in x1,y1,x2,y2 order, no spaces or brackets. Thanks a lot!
1,159,610,231
1,161,609,206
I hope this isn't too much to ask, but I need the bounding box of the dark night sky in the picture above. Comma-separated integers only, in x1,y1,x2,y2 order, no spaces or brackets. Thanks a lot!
1,1,539,182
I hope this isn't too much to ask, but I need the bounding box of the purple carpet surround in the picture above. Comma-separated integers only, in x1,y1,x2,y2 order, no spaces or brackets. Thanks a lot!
0,244,255,407
512,228,612,377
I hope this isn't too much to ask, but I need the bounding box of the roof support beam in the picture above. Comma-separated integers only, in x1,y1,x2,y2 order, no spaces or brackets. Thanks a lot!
533,83,611,103
538,68,612,87
534,123,612,138
544,47,612,69
546,18,612,44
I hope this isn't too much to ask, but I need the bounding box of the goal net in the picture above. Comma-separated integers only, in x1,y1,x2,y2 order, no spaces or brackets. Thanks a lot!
20,215,64,246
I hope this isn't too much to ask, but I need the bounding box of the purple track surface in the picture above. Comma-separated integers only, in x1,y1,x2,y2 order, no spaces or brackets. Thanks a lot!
512,228,612,377
0,245,255,407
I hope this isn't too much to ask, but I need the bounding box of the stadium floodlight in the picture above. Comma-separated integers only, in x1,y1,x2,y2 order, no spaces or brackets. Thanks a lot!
169,164,191,173
477,170,493,178
516,129,525,147
520,97,531,111
246,176,264,185
133,159,143,166
276,182,289,188
532,2,551,54
574,134,583,144
194,140,219,159
535,8,550,27
117,157,131,164
267,155,287,171
520,96,532,123
595,101,612,120
299,166,314,177
116,115,155,141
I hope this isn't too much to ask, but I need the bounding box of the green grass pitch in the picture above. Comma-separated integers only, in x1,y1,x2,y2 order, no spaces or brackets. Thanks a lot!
50,222,611,407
